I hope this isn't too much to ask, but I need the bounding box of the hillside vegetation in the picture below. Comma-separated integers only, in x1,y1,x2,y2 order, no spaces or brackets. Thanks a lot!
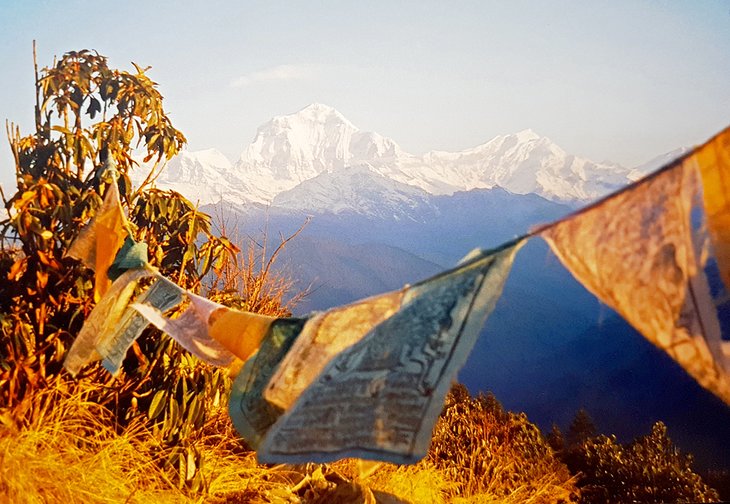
0,48,721,503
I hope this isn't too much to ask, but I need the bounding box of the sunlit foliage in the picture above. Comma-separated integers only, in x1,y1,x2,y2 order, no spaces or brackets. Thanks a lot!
427,384,579,502
0,47,243,489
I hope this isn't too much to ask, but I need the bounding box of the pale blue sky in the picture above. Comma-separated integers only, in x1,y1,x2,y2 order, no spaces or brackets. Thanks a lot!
1,0,729,189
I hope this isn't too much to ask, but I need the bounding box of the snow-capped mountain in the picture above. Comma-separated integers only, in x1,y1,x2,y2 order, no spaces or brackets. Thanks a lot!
414,130,632,201
139,103,677,212
235,103,409,202
626,147,689,182
234,103,634,205
271,164,436,220
132,148,256,206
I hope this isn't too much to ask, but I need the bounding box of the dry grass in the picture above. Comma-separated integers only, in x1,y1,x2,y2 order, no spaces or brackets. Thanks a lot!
0,383,581,504
0,389,184,504
0,388,289,504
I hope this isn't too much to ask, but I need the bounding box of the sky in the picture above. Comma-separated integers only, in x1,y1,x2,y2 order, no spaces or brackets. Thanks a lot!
1,0,729,190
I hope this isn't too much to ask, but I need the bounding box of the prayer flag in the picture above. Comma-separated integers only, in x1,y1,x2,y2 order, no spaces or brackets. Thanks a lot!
97,274,184,375
63,268,151,376
67,180,129,301
541,143,730,404
131,288,235,367
206,307,280,362
264,289,406,412
255,242,523,464
696,128,730,288
228,317,308,448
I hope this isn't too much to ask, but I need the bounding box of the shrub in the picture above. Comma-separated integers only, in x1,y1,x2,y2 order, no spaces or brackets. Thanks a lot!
562,420,719,503
426,384,579,502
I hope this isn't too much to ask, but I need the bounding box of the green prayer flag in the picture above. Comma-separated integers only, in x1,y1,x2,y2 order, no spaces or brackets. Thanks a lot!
228,318,308,449
107,236,149,281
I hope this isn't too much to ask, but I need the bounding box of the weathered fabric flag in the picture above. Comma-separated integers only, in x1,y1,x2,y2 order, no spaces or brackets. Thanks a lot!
64,268,151,376
67,180,129,301
255,241,523,464
107,236,149,282
228,288,406,449
541,136,730,405
97,274,185,375
131,287,235,367
205,307,279,363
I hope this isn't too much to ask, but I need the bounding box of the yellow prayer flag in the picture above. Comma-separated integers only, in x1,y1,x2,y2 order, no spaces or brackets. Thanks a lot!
695,127,730,289
541,155,730,404
264,289,406,411
67,180,129,301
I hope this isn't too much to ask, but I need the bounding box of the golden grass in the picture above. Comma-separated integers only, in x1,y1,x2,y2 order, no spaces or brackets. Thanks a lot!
0,384,580,504
0,388,287,504
0,390,183,503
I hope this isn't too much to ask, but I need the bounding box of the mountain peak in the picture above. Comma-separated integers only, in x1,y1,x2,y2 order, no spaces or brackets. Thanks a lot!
298,102,339,114
235,104,407,202
513,128,541,142
279,103,356,129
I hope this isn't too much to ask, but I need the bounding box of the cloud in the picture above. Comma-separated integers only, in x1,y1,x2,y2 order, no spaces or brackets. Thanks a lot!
230,64,313,88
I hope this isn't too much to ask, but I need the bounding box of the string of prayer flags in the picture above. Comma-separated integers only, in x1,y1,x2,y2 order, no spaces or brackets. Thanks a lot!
64,268,152,376
541,129,730,405
61,123,730,465
131,286,236,367
126,273,289,369
66,175,129,301
256,241,523,464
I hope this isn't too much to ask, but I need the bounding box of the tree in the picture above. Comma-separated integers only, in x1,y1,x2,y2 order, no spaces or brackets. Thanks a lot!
0,47,243,487
566,408,597,448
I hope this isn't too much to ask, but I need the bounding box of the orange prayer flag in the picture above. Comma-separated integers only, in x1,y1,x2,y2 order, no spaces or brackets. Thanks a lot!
205,306,278,362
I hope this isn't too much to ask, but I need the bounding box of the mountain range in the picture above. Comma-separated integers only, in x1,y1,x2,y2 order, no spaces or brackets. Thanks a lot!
135,103,664,211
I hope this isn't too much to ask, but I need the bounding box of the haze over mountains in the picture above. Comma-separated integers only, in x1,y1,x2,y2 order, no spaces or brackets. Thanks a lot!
135,104,730,468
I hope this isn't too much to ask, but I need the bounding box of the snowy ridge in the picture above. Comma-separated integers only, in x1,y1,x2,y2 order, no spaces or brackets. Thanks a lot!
131,148,257,207
138,104,679,214
272,164,436,220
